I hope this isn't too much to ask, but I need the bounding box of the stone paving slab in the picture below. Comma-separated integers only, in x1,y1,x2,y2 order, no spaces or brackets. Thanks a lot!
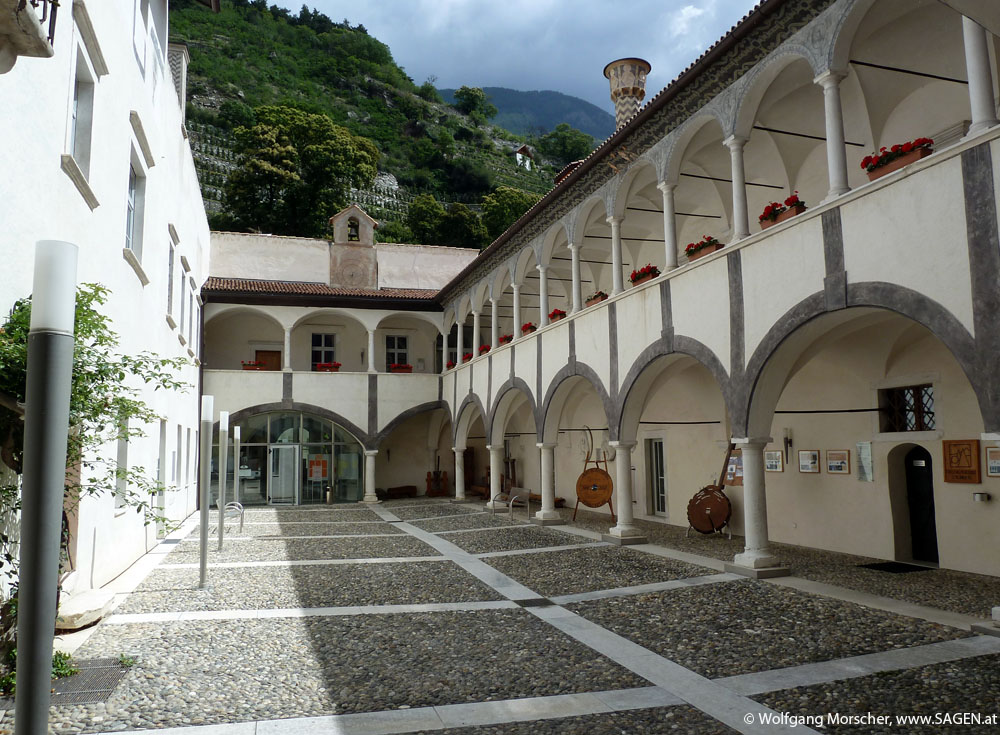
212,508,381,523
168,535,441,563
484,545,717,597
411,513,523,533
39,612,646,732
412,705,737,734
116,560,500,613
187,521,405,538
754,653,1000,734
567,580,970,679
443,526,597,554
391,504,484,520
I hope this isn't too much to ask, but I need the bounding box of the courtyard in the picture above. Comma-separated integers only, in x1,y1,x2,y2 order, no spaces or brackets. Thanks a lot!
5,499,1000,734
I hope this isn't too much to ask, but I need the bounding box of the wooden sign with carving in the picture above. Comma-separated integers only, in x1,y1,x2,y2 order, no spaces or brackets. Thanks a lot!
942,440,980,483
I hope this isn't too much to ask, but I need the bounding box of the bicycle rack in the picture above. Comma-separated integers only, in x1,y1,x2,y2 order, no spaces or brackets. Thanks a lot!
224,501,245,535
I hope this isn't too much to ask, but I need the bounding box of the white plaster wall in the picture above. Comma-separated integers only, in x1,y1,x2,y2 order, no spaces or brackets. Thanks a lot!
841,156,975,334
376,412,440,489
376,243,479,290
670,256,732,372
0,2,210,591
375,374,440,434
741,216,826,364
204,311,283,369
490,346,513,404
210,233,330,282
205,370,284,416
472,357,490,404
615,283,662,380
513,336,538,402
572,307,611,391
540,323,570,397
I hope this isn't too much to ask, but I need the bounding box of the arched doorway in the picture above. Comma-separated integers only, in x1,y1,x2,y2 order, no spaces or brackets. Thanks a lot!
904,446,938,564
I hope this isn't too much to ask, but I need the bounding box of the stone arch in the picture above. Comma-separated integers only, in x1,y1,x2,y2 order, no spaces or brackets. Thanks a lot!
570,195,612,245
611,158,659,220
488,378,538,445
662,112,728,187
539,220,570,266
206,304,286,332
224,402,371,449
373,401,449,448
539,363,615,444
453,394,488,449
732,48,822,140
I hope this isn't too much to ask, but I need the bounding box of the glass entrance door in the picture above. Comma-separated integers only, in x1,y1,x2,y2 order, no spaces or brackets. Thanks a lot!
647,438,667,516
269,445,299,504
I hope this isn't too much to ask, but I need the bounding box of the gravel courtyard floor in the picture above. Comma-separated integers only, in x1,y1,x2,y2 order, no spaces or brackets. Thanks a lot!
8,499,998,735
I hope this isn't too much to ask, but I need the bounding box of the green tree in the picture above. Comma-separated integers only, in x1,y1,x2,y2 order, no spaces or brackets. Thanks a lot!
452,86,498,119
0,284,189,664
407,193,446,243
223,105,379,236
375,219,414,243
481,186,542,240
537,123,595,165
439,203,490,250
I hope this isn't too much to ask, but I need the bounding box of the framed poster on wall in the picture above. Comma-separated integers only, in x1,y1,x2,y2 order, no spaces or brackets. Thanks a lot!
764,450,783,472
725,449,744,485
826,450,850,474
798,450,820,473
856,441,874,482
942,440,980,483
985,447,1000,478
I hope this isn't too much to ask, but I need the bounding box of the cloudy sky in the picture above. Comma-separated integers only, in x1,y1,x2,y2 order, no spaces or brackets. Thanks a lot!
277,1,762,111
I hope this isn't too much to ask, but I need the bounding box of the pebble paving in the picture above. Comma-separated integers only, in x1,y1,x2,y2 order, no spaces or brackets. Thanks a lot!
567,580,970,679
410,513,523,533
46,612,645,732
391,503,485,520
188,521,405,537
442,525,598,554
216,507,382,523
484,545,716,597
755,653,1000,734
167,534,441,563
117,560,500,613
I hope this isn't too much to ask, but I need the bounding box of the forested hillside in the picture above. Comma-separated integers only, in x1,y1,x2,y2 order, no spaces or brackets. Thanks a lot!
168,0,595,244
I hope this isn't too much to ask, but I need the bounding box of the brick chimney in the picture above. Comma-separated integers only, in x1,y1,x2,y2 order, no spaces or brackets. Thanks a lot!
604,58,651,130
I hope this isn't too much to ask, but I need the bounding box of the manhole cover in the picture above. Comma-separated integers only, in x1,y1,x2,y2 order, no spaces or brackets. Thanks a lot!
858,561,933,574
0,657,131,707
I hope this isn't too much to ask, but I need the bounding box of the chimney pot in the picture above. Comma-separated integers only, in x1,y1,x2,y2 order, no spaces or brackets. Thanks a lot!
604,57,651,130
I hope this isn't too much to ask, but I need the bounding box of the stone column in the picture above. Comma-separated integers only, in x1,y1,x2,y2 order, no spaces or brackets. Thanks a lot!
453,446,466,500
440,326,449,373
366,329,376,373
537,264,549,326
815,70,850,200
724,135,750,240
362,449,379,503
456,318,464,363
282,327,292,371
472,310,481,353
534,442,561,524
731,438,785,572
604,441,647,544
608,216,625,295
490,298,499,348
512,285,522,340
657,182,678,270
963,16,999,136
487,444,504,507
569,243,583,313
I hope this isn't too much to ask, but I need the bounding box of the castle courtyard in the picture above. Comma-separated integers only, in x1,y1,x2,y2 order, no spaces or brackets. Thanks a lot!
9,499,999,735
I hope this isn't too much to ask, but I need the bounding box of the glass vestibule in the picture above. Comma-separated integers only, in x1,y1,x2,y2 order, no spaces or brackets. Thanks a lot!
212,411,365,506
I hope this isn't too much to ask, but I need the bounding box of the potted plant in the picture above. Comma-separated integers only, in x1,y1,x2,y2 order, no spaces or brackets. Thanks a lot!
446,359,456,369
241,360,265,371
499,334,513,345
521,322,537,334
461,352,473,363
861,137,933,181
685,235,722,262
585,290,609,307
315,361,341,373
479,344,490,355
389,363,413,373
548,308,567,322
629,263,661,286
759,192,806,230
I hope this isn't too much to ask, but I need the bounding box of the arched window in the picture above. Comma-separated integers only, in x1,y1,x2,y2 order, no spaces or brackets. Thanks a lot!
347,217,360,241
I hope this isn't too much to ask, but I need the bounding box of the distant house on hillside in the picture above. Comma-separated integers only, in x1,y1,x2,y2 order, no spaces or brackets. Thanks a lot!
514,144,534,170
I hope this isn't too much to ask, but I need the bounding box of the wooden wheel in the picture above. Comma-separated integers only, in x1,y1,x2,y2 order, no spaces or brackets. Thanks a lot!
686,485,732,534
576,467,613,508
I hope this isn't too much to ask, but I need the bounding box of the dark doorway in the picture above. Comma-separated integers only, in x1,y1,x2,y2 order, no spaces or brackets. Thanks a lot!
904,446,938,563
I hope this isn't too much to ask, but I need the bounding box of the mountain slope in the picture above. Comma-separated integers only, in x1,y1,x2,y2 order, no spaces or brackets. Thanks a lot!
440,87,615,140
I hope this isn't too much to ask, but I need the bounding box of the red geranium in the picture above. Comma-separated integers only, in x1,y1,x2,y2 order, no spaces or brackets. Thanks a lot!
499,334,513,344
684,235,720,256
629,263,661,283
446,360,456,369
860,137,933,172
479,344,490,354
521,322,536,333
462,352,473,362
548,308,566,319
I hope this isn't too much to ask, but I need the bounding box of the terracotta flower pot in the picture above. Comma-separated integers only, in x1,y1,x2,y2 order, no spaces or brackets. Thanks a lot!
585,294,608,307
522,325,537,334
630,273,657,287
315,365,340,373
760,203,806,230
687,243,723,262
390,366,413,373
549,313,566,322
241,364,265,371
866,147,933,181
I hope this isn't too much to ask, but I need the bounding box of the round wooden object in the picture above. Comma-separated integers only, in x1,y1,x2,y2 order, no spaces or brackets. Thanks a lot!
686,485,732,534
576,467,613,508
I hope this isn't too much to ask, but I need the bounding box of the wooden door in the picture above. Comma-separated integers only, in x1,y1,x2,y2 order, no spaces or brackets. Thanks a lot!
905,446,938,563
255,350,281,371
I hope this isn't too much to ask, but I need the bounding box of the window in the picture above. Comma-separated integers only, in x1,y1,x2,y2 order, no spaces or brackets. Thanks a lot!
347,217,360,241
179,278,186,336
70,49,95,178
187,290,194,343
185,428,192,484
174,425,182,485
167,242,175,316
115,417,129,509
124,156,146,259
312,333,335,369
386,335,408,366
880,384,935,432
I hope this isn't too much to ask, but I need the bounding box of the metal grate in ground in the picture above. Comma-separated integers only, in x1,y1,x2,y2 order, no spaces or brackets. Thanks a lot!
0,657,131,706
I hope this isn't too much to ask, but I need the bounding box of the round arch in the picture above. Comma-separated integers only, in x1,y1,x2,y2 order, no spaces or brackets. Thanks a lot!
488,379,538,446
453,394,488,449
539,363,614,444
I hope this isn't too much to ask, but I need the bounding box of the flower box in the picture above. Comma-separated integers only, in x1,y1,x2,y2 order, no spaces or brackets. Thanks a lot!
389,364,413,373
687,243,723,262
685,235,722,262
548,308,566,322
241,361,265,371
760,203,807,230
446,360,456,370
461,352,473,363
499,334,513,345
521,323,537,334
479,344,490,355
585,291,608,307
862,138,933,181
315,362,341,373
629,264,660,286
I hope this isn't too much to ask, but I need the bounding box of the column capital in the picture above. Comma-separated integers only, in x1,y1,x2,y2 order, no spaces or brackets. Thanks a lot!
567,241,579,251
723,134,748,150
490,296,498,305
813,68,847,88
512,283,521,293
608,440,637,450
731,437,772,450
471,309,480,316
656,180,677,193
486,444,505,453
451,445,466,453
606,215,623,226
536,263,548,273
364,449,378,457
535,442,557,450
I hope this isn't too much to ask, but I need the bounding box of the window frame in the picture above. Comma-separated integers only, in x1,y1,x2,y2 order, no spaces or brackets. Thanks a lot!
385,334,408,366
311,333,336,369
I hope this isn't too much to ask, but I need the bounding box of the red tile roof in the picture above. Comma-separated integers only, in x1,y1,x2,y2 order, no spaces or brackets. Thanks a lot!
203,277,438,300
